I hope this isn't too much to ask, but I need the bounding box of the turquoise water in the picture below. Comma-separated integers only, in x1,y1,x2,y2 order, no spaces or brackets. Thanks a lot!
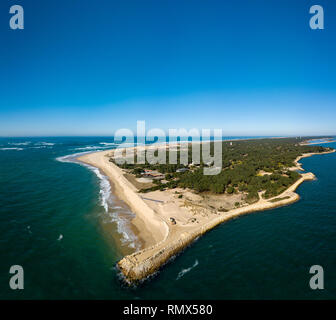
0,137,335,299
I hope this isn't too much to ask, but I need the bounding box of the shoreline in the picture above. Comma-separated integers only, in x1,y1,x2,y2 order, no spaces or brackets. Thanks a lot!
300,138,336,146
78,151,169,250
78,147,335,284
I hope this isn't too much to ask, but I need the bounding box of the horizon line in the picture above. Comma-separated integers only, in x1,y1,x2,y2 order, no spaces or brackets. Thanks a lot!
0,134,335,139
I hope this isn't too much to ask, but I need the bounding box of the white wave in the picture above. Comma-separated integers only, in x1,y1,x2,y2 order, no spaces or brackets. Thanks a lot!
99,142,117,146
56,154,76,163
74,144,117,151
55,151,91,163
8,141,31,146
92,166,111,213
35,142,55,146
0,147,23,151
107,210,140,250
73,146,104,151
176,260,199,280
90,166,140,250
57,152,140,250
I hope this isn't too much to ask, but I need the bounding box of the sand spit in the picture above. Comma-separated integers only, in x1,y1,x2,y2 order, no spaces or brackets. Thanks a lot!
78,149,335,284
78,151,169,248
300,138,336,146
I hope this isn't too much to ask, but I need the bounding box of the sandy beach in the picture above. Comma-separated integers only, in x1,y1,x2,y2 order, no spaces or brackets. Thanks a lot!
78,147,335,283
300,138,336,145
78,150,169,249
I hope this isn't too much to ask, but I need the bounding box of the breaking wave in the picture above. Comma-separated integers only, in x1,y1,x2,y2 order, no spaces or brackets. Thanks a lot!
35,142,55,146
0,147,24,151
99,142,118,146
176,260,199,280
55,152,90,163
56,151,140,250
8,142,31,146
73,145,114,151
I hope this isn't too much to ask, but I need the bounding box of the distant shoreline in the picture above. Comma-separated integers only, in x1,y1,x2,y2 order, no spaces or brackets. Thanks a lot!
300,138,336,145
77,144,335,284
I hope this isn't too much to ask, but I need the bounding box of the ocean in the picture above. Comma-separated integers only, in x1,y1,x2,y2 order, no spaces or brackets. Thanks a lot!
0,136,335,299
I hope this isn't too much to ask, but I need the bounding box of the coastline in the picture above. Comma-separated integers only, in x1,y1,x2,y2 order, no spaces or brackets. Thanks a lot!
78,148,335,284
78,151,169,250
300,138,336,146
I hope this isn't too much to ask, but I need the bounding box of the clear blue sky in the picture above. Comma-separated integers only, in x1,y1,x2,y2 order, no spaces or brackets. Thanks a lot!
1,0,336,136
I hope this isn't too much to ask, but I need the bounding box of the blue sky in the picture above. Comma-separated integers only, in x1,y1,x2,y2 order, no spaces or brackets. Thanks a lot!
0,0,335,136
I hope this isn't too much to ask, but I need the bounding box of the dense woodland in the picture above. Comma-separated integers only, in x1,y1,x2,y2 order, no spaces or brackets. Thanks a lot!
111,138,333,203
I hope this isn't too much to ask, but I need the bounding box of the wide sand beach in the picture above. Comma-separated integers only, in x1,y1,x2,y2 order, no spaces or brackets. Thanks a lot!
78,145,335,283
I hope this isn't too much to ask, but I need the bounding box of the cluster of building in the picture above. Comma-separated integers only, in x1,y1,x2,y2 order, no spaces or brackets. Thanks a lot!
141,168,190,180
141,169,165,180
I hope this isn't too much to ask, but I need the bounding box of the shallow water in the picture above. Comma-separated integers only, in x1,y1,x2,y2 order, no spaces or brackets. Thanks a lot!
0,137,335,299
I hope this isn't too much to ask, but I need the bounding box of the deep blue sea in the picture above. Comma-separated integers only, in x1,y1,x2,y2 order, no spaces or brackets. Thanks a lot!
0,137,335,299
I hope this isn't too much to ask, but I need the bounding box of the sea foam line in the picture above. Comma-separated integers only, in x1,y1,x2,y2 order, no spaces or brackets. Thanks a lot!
176,260,199,280
56,151,140,250
99,142,118,146
8,141,31,146
35,142,55,146
0,147,24,151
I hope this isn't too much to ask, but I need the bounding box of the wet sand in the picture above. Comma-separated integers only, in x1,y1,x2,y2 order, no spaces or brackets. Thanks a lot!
78,148,335,283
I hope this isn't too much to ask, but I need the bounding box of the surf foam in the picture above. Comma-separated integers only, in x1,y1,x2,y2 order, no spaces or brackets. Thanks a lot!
56,151,140,250
176,260,199,280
